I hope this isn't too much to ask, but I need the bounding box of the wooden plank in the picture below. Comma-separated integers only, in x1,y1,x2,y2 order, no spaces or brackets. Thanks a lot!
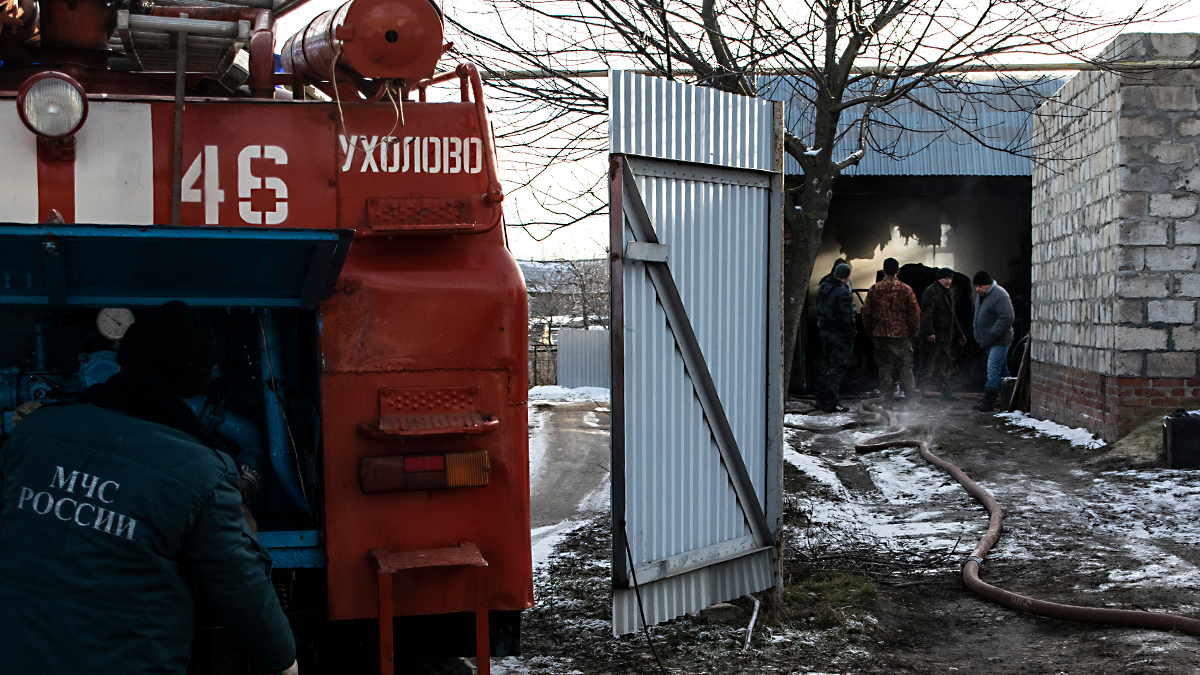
609,155,629,589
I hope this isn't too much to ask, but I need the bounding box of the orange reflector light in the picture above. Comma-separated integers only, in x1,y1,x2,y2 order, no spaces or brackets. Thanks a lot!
360,451,488,493
446,450,489,488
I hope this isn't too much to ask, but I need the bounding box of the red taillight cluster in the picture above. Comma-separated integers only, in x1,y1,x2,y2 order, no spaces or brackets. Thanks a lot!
403,455,445,472
360,451,489,493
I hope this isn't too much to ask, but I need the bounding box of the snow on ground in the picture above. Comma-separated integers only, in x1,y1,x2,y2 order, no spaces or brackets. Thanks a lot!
784,429,976,558
528,386,610,402
995,411,1105,449
783,446,849,499
867,448,965,506
785,412,1200,580
785,410,1200,598
994,466,1200,587
531,519,585,568
526,401,610,569
528,406,551,489
785,411,857,428
530,476,612,569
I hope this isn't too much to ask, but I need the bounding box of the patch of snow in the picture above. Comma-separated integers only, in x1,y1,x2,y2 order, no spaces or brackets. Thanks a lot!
783,429,976,555
583,410,602,428
528,385,611,402
786,411,859,428
995,411,1104,449
784,444,849,499
531,519,584,567
491,656,582,675
490,657,530,675
867,448,960,505
528,407,551,490
577,473,611,513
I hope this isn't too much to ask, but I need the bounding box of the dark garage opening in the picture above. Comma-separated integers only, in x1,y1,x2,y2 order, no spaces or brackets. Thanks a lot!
794,174,1032,398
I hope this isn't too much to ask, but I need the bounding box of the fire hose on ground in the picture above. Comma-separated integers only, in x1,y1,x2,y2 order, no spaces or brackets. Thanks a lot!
847,401,1200,637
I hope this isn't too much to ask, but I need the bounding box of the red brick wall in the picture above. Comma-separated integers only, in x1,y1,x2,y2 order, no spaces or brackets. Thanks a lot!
1030,360,1200,442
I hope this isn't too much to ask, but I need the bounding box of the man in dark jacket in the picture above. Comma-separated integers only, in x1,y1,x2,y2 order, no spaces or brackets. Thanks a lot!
816,263,856,413
972,270,1016,412
0,301,297,675
862,258,920,406
920,268,966,400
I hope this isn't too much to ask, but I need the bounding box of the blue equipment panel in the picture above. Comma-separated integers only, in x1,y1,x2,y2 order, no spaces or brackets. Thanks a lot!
260,529,326,569
0,224,353,308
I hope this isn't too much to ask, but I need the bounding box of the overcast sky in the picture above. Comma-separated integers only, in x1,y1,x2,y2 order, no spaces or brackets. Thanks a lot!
275,1,1200,261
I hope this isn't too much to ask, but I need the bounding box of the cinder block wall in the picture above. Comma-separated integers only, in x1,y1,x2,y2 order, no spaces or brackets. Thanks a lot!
1031,33,1200,441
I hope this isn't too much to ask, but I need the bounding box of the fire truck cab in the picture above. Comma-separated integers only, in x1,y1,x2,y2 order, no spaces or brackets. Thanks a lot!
0,0,531,670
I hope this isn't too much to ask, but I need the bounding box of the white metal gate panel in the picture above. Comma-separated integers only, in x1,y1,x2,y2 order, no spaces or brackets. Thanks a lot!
609,71,784,635
557,329,611,388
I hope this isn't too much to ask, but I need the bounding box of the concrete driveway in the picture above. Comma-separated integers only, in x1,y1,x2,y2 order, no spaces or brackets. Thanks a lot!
529,400,610,529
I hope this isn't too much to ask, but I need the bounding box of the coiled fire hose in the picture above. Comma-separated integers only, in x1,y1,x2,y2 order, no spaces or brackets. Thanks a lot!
852,401,1200,636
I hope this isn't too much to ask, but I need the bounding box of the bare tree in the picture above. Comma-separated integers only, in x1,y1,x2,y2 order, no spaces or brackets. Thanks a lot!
563,258,611,329
524,261,577,345
523,258,611,335
451,0,1184,388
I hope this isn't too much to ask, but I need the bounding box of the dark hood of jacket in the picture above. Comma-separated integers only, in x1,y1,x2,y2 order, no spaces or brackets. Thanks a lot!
78,371,226,453
817,273,857,336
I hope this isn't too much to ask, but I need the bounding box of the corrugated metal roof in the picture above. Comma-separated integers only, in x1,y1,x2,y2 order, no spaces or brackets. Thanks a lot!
762,76,1064,176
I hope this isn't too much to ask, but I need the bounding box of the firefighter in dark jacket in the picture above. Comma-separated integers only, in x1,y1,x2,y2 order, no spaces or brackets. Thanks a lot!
919,267,966,400
816,263,856,413
0,301,297,675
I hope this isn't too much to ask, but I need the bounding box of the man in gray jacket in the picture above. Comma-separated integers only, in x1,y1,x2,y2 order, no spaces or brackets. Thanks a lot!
972,270,1015,412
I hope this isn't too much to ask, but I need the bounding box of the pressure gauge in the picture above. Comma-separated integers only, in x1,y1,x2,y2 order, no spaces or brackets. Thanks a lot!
97,308,135,341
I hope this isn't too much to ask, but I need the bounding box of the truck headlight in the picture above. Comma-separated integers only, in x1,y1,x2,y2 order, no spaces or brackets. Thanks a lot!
18,72,88,140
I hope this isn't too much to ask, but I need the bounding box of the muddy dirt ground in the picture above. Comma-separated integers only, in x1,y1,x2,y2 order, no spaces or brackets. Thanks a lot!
508,396,1200,675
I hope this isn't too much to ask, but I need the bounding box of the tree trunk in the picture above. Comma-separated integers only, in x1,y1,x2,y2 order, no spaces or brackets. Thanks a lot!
781,172,835,396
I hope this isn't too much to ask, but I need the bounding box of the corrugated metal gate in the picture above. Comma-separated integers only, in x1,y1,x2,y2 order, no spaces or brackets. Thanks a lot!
608,71,784,635
558,329,611,388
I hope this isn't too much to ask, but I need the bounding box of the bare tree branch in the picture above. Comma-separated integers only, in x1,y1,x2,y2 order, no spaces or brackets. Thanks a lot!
445,0,1189,390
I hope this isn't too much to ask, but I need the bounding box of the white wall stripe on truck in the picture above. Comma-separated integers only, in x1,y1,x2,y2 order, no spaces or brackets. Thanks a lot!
75,101,155,225
0,100,41,223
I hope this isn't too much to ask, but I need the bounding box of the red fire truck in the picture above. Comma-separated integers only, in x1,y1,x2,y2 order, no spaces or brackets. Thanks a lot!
0,0,531,671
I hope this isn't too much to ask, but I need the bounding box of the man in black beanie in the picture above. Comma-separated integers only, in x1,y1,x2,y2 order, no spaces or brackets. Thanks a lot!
972,271,1015,412
815,262,856,413
920,268,966,401
0,301,297,675
117,299,218,398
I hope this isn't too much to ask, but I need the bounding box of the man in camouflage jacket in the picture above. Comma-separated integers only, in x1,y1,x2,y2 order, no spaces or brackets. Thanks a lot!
862,258,920,405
